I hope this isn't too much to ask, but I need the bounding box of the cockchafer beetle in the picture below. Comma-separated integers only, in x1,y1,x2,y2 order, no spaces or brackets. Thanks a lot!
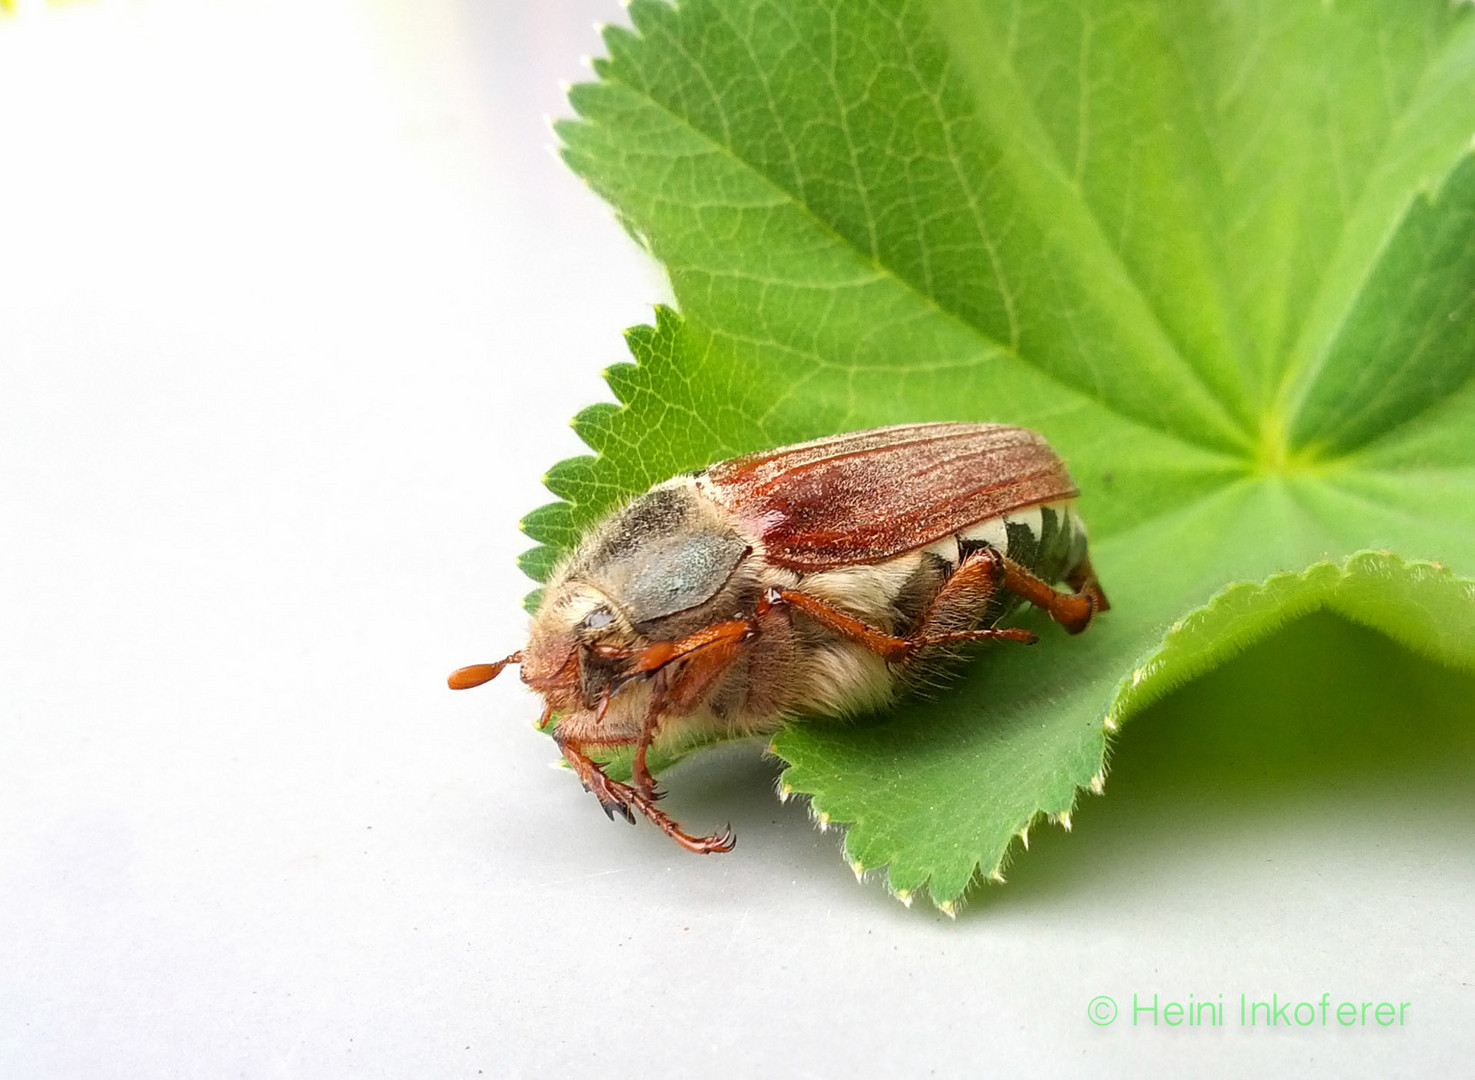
450,422,1108,852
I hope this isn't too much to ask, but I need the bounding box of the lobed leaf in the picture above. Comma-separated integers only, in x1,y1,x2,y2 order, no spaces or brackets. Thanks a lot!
517,0,1475,907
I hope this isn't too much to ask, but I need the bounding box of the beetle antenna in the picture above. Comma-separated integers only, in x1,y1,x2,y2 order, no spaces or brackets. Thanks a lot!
447,652,523,690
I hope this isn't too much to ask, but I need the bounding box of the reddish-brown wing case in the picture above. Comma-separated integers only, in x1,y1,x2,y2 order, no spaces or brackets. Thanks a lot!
700,422,1077,571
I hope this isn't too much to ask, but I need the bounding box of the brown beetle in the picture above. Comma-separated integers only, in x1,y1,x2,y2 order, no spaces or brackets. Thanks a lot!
451,422,1107,852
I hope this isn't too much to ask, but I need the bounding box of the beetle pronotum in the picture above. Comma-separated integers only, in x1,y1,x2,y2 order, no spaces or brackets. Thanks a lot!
451,422,1108,852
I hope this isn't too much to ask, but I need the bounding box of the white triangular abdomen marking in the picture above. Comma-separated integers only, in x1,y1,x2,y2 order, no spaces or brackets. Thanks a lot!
959,516,1010,552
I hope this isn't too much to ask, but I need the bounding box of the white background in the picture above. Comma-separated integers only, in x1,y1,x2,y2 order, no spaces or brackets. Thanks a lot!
2,2,1471,1076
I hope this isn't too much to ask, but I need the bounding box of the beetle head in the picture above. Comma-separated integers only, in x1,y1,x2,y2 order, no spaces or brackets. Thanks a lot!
519,580,646,712
447,481,750,727
445,577,649,720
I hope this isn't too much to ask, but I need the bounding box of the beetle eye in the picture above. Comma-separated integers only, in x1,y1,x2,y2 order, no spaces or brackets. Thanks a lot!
580,609,615,631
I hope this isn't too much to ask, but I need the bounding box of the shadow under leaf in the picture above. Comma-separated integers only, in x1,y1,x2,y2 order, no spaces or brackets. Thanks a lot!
977,611,1475,911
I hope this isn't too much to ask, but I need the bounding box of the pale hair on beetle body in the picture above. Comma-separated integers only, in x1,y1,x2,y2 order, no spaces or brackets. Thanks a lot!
450,422,1108,853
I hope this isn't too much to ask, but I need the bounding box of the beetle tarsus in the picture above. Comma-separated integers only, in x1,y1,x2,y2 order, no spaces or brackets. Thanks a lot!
913,626,1039,649
666,822,736,855
559,736,736,853
687,825,736,855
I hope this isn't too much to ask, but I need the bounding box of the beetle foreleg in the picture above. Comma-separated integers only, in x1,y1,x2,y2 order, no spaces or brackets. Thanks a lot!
630,672,668,802
628,622,759,800
555,734,736,854
574,614,764,835
594,617,757,687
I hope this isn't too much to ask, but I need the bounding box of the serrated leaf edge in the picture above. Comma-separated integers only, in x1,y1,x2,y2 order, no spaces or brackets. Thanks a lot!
514,307,683,600
775,549,1475,913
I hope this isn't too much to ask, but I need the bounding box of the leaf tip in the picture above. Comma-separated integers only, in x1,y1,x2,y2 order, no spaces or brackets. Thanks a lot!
1054,811,1074,832
936,899,958,919
850,859,866,884
776,781,793,804
1018,825,1030,851
814,809,832,833
893,888,914,909
988,869,1006,885
1089,771,1106,796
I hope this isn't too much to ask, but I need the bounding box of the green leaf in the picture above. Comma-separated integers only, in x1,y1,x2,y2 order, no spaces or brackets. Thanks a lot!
522,0,1475,908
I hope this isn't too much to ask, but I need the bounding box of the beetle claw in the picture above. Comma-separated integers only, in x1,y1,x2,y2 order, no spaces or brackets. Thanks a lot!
600,799,636,824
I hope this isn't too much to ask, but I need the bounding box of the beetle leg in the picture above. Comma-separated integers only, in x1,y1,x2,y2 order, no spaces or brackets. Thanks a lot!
911,545,1105,635
598,617,764,805
1000,554,1102,634
908,546,1106,638
555,734,736,854
629,616,762,800
761,565,1037,665
535,698,555,731
760,587,918,662
895,546,1038,651
595,617,757,687
630,672,668,802
1066,557,1111,616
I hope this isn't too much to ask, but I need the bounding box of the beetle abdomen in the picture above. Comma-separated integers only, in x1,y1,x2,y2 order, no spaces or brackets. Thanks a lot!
905,498,1086,631
941,500,1087,584
783,498,1090,717
795,499,1088,630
